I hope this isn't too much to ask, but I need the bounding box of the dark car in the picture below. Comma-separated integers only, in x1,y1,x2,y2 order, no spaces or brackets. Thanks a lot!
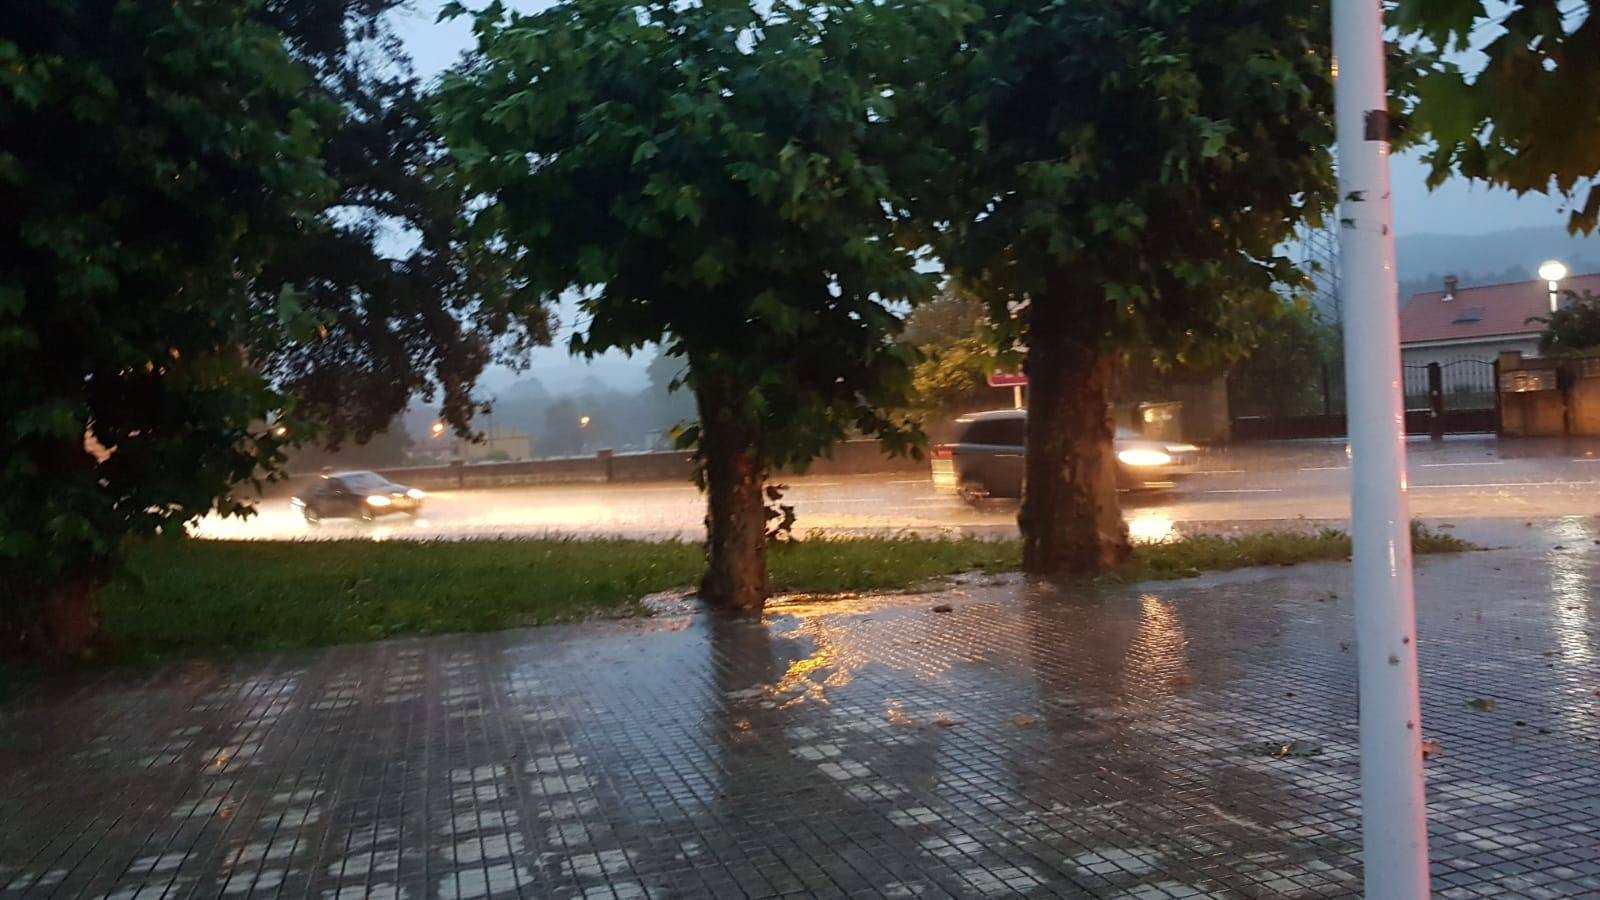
292,470,425,523
930,409,1197,501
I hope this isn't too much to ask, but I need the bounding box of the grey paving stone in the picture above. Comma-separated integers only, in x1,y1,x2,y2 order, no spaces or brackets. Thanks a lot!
4,537,1600,897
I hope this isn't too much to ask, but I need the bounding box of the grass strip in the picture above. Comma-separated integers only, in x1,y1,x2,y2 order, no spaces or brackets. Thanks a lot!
99,524,1473,661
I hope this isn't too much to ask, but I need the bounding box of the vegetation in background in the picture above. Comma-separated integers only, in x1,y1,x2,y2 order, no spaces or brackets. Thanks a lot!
89,526,1474,663
254,0,551,447
1227,303,1344,419
902,289,1005,425
1534,291,1600,356
434,0,952,611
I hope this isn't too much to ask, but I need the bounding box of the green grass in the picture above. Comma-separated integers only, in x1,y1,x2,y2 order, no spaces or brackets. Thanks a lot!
99,524,1473,662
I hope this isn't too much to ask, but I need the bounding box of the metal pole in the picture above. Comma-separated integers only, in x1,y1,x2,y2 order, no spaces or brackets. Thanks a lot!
1333,2,1430,896
1549,280,1559,313
1013,384,1024,410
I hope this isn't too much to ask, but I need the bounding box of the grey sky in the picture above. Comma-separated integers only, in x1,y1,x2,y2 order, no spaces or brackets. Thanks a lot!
392,0,1574,392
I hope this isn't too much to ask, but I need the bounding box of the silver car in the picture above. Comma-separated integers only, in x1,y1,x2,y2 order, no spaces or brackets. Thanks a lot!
930,408,1196,501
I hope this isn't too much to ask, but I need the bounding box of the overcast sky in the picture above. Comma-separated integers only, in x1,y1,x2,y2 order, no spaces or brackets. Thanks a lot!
390,0,1574,392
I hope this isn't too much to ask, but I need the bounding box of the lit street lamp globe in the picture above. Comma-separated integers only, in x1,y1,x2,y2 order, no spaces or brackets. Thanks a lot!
579,415,592,428
1539,260,1568,283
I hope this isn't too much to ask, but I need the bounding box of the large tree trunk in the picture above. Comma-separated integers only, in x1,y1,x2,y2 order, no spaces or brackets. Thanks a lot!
15,577,105,660
1019,311,1130,576
695,380,769,611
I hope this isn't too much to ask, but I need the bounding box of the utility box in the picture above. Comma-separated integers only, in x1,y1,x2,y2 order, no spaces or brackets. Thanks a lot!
1136,401,1185,442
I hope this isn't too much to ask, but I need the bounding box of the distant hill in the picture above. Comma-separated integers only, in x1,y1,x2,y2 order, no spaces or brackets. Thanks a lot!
1396,225,1600,301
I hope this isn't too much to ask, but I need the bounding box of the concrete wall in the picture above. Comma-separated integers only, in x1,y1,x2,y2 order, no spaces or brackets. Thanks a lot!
261,439,929,497
1498,352,1566,437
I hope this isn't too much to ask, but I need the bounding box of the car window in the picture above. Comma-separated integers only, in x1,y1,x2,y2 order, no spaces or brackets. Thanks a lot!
959,418,1024,446
337,471,389,493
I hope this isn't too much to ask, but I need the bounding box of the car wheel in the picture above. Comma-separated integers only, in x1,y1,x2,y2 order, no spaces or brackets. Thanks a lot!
958,481,989,506
302,505,321,526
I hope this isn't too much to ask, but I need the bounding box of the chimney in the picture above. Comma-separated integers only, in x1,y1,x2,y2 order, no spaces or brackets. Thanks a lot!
1442,274,1458,301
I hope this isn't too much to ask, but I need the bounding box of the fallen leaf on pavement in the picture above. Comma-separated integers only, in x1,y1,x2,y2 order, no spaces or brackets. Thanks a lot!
1421,740,1442,759
1008,715,1040,727
931,604,953,613
1466,698,1497,712
1170,674,1196,690
932,716,961,728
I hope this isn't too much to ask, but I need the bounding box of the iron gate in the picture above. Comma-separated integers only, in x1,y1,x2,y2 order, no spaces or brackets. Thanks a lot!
1231,359,1498,441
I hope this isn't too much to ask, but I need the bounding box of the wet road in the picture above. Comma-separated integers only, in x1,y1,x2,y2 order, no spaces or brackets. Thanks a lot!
192,435,1600,541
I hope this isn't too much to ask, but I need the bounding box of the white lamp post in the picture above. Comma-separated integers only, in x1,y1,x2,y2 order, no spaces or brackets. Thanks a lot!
1333,0,1431,895
1539,259,1568,313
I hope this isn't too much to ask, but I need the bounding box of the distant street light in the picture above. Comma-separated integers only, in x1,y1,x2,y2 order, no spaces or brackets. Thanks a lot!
430,421,446,438
1539,259,1568,313
272,424,288,438
579,415,592,428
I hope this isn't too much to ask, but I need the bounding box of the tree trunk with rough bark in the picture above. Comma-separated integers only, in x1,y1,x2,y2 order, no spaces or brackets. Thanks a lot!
9,576,105,660
1019,305,1130,576
695,379,769,611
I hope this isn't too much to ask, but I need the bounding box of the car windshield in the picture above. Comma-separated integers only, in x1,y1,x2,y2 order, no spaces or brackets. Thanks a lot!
336,471,390,493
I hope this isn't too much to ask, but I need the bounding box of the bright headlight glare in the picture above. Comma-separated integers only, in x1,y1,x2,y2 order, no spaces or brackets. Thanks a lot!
366,494,393,507
1117,448,1172,467
406,488,425,500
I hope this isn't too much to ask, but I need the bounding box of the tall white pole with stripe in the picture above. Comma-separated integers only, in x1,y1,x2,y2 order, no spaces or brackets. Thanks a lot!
1332,1,1431,896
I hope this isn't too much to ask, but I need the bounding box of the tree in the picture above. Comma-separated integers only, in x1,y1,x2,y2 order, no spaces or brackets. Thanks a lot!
900,288,1001,417
1534,291,1600,355
1226,302,1343,418
1402,0,1600,232
435,0,939,609
251,0,552,446
1,0,330,655
922,0,1338,575
540,399,585,458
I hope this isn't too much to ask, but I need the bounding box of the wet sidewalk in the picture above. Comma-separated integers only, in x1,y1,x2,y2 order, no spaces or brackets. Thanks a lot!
4,525,1600,899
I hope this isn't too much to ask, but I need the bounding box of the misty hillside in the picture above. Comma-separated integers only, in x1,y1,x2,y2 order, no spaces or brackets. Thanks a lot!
1396,225,1600,300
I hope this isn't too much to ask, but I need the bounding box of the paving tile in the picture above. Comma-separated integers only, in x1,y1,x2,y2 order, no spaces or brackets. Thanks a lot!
3,539,1600,897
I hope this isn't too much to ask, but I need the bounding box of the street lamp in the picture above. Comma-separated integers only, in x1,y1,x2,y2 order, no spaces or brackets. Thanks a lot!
579,415,592,428
1539,259,1568,313
430,421,446,438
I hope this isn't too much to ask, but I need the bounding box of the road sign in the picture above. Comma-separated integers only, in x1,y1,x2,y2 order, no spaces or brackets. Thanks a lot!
986,372,1027,388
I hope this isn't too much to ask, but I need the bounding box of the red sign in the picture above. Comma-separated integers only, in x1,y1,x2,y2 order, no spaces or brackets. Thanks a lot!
987,372,1027,388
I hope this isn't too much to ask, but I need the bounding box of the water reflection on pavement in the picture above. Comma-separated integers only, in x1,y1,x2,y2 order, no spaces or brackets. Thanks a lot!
4,527,1600,896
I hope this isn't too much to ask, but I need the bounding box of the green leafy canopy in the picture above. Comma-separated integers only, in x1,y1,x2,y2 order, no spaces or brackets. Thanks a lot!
919,0,1342,366
1401,0,1600,232
433,0,952,469
1,0,331,628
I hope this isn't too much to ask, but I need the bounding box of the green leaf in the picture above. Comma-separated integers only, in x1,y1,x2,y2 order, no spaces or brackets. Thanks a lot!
631,140,660,165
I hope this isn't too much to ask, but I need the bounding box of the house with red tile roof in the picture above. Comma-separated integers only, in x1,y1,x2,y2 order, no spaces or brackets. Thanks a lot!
1398,272,1600,368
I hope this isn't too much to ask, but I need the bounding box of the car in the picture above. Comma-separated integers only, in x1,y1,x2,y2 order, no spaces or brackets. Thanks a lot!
291,470,425,523
930,408,1198,501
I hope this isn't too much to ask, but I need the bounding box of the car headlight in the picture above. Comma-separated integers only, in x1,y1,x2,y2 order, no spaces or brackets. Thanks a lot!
366,494,393,507
1164,443,1200,454
1117,448,1173,467
290,497,305,508
406,488,425,500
